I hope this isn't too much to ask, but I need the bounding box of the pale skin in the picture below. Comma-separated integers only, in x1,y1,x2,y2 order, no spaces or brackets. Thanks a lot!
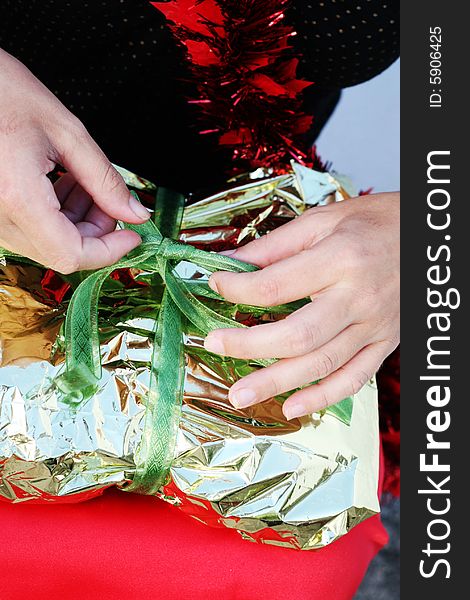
0,49,400,417
0,49,150,274
205,193,400,420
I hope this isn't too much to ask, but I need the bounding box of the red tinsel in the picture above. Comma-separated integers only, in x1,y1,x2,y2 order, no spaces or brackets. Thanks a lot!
40,270,71,305
377,348,401,496
152,0,314,173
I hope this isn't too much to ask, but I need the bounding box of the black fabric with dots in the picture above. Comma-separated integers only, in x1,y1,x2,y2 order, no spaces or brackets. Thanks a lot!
0,0,399,190
291,0,399,88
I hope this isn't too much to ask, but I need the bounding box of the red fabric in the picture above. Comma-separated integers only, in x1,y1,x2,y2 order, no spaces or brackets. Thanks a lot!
0,453,388,600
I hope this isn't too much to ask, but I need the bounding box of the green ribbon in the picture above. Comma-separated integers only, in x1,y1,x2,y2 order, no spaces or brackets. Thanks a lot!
54,190,274,494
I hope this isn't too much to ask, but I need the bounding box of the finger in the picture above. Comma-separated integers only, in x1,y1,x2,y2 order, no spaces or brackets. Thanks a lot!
11,175,141,273
78,231,142,271
54,174,116,236
52,119,150,223
222,206,337,267
58,179,94,223
227,325,365,409
210,235,340,307
205,289,353,359
53,172,77,204
75,203,117,238
281,341,390,419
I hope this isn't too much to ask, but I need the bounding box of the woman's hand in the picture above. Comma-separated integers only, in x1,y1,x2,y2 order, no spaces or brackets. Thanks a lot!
0,49,150,273
204,192,400,419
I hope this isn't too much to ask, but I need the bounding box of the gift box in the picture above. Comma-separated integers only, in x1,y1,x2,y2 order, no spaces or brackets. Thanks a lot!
0,162,380,550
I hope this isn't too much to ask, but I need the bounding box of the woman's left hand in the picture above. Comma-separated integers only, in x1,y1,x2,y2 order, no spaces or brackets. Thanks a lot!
204,192,400,420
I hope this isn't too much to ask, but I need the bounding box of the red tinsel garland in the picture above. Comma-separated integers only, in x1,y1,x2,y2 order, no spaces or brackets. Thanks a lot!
377,348,401,496
149,0,400,496
152,0,318,173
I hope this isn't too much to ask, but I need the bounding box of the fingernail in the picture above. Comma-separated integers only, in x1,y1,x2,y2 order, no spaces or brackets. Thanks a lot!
129,195,151,221
230,388,257,409
283,403,306,421
204,333,225,355
208,275,219,294
220,249,237,257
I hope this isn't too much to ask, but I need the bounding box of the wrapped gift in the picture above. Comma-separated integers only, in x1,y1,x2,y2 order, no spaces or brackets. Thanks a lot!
0,162,380,550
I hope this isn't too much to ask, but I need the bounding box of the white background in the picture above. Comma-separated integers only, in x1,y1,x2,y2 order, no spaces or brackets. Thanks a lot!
316,60,400,193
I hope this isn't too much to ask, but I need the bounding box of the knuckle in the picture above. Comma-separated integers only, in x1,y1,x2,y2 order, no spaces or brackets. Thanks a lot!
258,275,282,306
315,389,330,412
315,350,338,378
264,370,281,398
349,369,371,395
349,242,369,268
299,209,333,247
100,162,124,195
286,321,318,355
300,204,329,222
336,231,370,270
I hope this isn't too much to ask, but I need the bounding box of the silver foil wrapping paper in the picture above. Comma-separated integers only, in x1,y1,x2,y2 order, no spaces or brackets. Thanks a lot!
0,163,380,549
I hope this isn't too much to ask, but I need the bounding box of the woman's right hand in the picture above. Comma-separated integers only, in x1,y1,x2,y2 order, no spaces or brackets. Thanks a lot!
0,49,150,273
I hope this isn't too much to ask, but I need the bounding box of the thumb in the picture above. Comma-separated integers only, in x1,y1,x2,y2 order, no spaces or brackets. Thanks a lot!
53,119,150,224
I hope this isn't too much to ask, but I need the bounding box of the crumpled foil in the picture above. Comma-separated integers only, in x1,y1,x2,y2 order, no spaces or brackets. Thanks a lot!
0,162,380,550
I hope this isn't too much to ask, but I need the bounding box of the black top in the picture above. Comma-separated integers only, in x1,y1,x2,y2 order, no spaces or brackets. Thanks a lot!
0,0,399,190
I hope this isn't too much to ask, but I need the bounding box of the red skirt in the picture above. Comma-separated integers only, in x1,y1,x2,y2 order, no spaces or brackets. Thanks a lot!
0,453,388,600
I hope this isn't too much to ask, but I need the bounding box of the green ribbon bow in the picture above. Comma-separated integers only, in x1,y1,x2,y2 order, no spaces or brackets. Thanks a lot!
1,187,352,495
57,188,276,494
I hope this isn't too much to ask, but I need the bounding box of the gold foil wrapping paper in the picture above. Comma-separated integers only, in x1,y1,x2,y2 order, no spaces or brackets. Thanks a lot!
0,163,380,549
